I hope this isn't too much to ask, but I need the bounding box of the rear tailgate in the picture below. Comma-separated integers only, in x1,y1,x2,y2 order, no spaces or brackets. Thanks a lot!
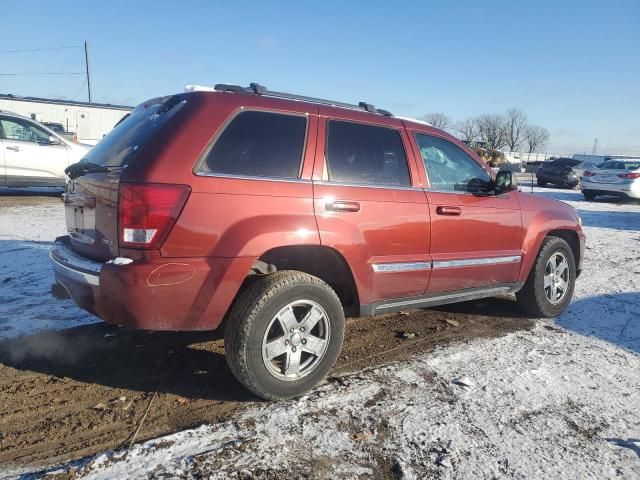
65,171,121,261
64,94,189,261
589,168,627,184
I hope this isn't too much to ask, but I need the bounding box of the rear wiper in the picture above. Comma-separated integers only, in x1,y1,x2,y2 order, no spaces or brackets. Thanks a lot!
65,161,110,179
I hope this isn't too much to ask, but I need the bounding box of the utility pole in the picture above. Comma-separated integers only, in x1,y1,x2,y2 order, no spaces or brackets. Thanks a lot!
84,41,92,103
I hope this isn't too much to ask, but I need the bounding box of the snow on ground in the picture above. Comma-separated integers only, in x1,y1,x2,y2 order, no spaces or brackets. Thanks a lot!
30,324,640,480
0,195,97,338
1,186,639,478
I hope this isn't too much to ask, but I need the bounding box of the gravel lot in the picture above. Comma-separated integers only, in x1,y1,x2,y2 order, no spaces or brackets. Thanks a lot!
0,186,638,479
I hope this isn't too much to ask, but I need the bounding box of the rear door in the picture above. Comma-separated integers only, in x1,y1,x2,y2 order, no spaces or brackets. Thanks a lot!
409,132,523,293
312,110,430,306
0,115,68,187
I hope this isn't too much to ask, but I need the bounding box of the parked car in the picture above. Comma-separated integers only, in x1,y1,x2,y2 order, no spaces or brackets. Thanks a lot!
536,157,599,188
581,159,640,201
43,122,78,143
50,83,585,400
0,111,90,187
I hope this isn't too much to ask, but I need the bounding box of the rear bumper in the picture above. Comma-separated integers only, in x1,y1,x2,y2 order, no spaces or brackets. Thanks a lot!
50,236,253,331
536,172,578,186
581,179,640,199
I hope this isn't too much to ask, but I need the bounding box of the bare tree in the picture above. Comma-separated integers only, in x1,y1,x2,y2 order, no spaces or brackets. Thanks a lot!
524,125,550,153
421,112,452,131
455,117,478,143
475,113,507,150
503,108,528,152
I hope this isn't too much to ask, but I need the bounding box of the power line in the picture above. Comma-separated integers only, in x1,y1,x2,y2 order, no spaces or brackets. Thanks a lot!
0,45,82,53
0,72,83,76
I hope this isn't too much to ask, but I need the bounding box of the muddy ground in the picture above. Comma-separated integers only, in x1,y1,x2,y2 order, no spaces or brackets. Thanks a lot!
0,298,532,473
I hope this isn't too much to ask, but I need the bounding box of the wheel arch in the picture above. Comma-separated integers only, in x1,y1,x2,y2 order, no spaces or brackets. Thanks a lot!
248,245,361,317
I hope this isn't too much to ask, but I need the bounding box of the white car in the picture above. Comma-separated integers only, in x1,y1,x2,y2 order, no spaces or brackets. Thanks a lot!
581,159,640,201
0,111,91,187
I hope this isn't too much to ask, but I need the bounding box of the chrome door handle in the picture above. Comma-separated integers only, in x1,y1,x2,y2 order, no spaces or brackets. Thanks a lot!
436,206,462,216
6,146,20,152
326,200,360,212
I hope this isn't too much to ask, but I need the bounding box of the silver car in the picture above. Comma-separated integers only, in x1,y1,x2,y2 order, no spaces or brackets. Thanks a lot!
581,159,640,201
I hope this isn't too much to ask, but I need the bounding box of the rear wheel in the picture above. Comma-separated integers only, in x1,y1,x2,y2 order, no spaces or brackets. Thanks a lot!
516,237,576,318
536,179,547,187
224,271,345,400
583,191,596,201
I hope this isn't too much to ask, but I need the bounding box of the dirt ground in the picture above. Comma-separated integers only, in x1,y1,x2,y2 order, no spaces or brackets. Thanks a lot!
0,297,532,473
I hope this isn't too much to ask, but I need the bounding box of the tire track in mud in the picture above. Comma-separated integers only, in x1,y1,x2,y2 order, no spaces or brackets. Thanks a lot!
0,297,532,472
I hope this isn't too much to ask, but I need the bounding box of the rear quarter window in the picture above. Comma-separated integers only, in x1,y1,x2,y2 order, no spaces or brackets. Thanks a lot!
198,110,307,179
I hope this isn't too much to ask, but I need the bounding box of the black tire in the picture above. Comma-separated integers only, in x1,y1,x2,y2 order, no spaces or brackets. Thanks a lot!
224,271,345,400
583,191,596,201
516,236,576,318
536,179,547,187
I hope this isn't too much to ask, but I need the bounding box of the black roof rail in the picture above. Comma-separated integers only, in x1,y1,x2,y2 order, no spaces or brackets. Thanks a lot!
212,82,393,117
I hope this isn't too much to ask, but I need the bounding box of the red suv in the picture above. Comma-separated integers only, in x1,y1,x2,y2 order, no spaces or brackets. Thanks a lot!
51,83,585,400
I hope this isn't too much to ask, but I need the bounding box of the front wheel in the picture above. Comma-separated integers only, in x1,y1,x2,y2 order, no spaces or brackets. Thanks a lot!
516,237,576,318
224,271,345,400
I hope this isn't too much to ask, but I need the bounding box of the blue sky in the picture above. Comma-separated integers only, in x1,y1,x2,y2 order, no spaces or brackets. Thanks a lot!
1,0,638,155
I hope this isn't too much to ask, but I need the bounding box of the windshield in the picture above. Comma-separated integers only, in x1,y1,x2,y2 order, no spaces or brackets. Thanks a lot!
82,94,188,167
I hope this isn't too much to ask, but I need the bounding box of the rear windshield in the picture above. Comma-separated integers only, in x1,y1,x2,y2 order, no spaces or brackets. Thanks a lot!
553,158,580,167
599,161,640,170
82,94,188,167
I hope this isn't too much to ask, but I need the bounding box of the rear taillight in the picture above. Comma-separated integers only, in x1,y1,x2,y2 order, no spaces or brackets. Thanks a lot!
118,183,190,249
583,170,596,177
618,172,640,179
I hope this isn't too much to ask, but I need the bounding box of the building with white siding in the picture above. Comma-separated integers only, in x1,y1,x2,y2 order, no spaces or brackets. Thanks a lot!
0,94,132,144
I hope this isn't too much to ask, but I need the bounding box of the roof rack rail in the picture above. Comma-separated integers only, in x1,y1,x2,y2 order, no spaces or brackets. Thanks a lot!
213,82,393,117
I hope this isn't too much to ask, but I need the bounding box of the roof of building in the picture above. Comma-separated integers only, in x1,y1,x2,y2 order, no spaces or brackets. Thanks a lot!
0,93,134,111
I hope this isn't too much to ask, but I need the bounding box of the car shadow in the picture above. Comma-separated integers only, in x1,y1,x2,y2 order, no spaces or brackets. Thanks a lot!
0,187,64,197
431,291,640,354
0,323,257,403
578,209,640,231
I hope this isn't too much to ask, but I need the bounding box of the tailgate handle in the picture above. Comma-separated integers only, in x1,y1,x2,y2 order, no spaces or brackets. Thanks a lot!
436,206,462,216
326,200,360,212
61,192,96,208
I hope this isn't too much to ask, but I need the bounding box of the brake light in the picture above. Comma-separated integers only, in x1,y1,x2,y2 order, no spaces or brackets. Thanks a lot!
583,170,596,177
618,172,640,179
118,183,190,249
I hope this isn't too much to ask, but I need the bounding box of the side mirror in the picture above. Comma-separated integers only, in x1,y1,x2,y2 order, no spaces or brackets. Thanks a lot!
39,135,61,145
494,170,519,194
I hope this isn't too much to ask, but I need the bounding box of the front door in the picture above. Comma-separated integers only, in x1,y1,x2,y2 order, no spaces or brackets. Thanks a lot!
0,116,69,187
312,111,431,306
410,132,523,293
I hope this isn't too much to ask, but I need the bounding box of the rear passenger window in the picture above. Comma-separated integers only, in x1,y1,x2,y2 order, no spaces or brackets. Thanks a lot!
325,120,411,187
200,111,307,179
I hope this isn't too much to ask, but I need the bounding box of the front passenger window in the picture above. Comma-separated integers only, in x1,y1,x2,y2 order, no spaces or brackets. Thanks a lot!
415,133,491,193
0,117,52,144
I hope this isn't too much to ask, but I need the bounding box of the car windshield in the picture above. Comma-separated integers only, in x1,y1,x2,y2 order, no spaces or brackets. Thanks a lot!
82,94,188,167
45,124,65,133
